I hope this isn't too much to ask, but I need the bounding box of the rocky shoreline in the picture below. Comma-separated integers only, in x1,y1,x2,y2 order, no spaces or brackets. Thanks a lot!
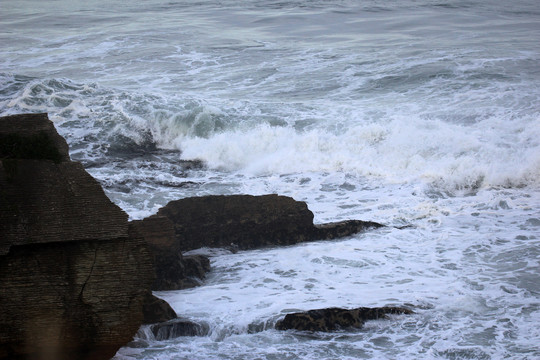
0,113,413,359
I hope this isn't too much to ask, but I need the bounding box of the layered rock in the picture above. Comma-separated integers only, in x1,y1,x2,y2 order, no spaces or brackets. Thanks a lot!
0,114,128,255
0,113,153,360
275,306,414,332
152,194,384,252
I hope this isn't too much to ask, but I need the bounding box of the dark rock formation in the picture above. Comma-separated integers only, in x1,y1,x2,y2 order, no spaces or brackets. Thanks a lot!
275,306,414,332
152,194,384,252
0,237,152,360
0,114,128,256
0,113,154,360
315,220,384,240
154,194,314,251
0,113,70,163
183,255,211,281
142,292,177,325
150,318,210,340
130,216,211,291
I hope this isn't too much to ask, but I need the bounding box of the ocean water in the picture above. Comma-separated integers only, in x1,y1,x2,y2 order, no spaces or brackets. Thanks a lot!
1,0,540,358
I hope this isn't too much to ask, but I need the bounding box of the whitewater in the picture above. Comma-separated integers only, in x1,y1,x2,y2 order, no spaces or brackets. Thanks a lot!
1,0,539,358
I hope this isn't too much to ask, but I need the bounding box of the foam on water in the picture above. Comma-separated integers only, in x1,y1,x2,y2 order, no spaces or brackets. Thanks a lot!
177,115,540,190
2,68,539,198
113,186,540,360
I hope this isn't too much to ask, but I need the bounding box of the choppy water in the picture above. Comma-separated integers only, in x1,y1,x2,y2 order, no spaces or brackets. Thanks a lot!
2,0,540,359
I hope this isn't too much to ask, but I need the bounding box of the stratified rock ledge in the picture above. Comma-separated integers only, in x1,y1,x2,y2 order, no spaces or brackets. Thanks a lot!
0,113,154,360
134,194,382,291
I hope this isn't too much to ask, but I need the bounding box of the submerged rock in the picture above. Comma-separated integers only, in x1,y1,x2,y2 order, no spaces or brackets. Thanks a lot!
153,194,384,252
183,255,211,283
0,113,154,360
150,318,210,340
275,306,414,332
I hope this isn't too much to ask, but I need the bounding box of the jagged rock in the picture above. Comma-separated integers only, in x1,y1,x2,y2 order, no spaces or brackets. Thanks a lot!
150,318,210,340
275,306,414,332
0,113,154,360
130,217,211,291
142,292,177,325
153,194,384,252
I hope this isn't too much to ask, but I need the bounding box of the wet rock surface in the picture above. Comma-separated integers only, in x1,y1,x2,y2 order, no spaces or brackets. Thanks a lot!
150,318,210,340
314,220,385,239
275,306,414,332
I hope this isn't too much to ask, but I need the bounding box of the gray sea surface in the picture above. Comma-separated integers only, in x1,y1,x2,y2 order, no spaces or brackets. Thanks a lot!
1,0,540,359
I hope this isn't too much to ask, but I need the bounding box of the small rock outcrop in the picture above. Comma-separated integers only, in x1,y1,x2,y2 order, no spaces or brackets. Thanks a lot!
315,220,385,239
0,113,154,360
153,194,384,252
275,306,414,332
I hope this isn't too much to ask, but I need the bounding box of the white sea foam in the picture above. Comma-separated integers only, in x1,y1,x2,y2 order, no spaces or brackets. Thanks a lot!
144,186,540,360
176,114,540,191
